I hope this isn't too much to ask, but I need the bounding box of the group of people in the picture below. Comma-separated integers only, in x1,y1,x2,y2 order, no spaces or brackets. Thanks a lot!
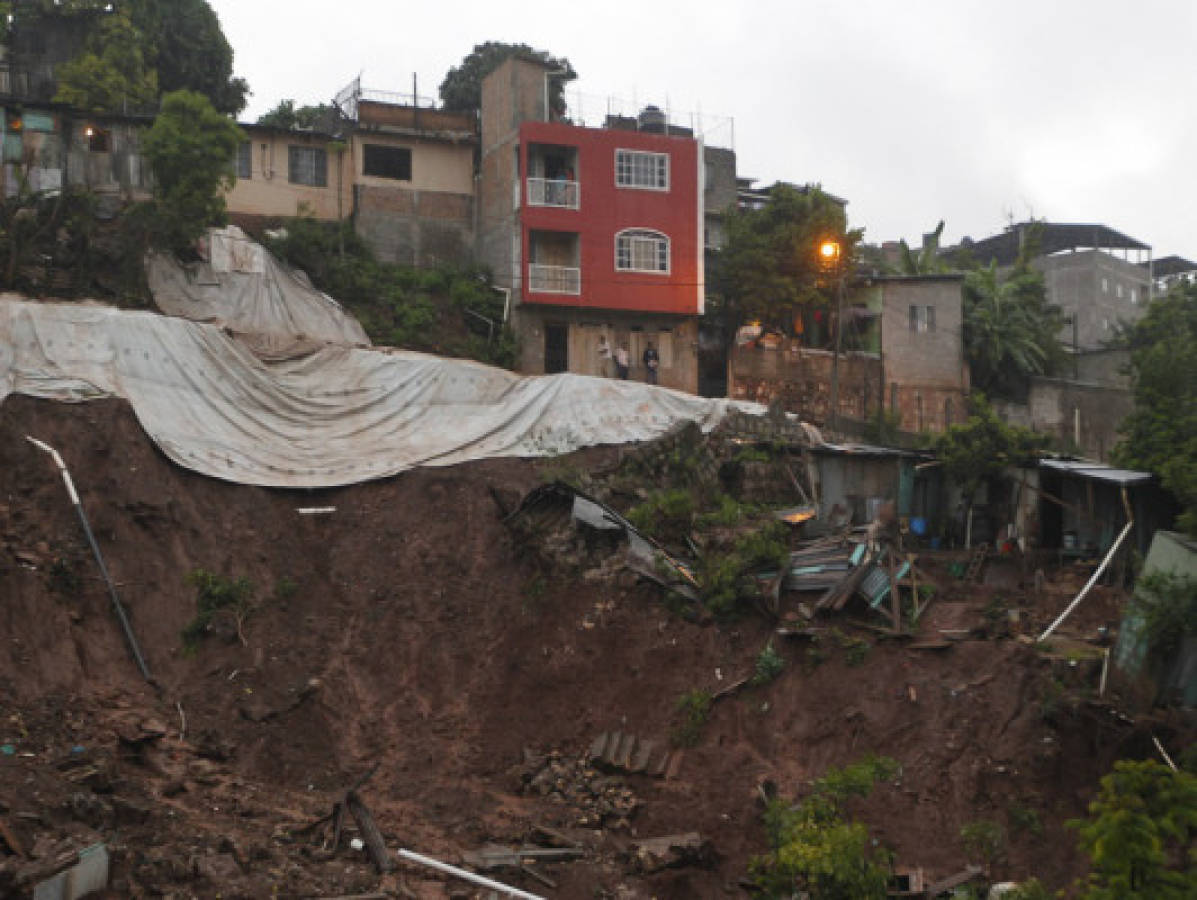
597,335,659,384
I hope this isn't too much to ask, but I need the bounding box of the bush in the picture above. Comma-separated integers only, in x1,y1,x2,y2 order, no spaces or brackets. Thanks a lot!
960,819,1006,867
751,641,786,686
751,756,899,899
181,569,255,651
671,689,713,748
1068,759,1197,898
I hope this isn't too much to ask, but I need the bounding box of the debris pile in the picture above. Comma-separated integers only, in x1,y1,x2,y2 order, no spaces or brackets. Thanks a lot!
514,749,643,830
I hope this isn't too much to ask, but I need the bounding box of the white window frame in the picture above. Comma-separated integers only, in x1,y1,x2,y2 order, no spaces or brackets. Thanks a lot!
615,228,670,274
615,148,669,191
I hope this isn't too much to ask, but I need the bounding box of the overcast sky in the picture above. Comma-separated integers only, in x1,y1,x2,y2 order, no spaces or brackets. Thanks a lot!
207,0,1195,259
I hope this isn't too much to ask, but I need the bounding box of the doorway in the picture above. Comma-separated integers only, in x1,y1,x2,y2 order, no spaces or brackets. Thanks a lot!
544,324,568,374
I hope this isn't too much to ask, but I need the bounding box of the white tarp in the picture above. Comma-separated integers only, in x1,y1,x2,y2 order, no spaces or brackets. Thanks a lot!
0,298,764,488
146,226,370,357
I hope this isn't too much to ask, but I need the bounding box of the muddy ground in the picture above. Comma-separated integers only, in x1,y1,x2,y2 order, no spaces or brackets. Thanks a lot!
0,394,1189,898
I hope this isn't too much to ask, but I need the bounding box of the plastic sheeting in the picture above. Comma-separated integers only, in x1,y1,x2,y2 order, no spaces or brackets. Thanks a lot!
146,226,370,357
0,298,764,488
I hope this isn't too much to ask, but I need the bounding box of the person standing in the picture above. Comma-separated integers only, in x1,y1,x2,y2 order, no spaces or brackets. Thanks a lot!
642,341,660,385
614,343,630,380
597,334,612,377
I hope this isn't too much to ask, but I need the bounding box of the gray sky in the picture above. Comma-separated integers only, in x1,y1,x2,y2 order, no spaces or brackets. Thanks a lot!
207,0,1196,259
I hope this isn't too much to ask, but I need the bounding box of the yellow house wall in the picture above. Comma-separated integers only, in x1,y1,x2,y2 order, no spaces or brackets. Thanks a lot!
352,133,474,195
226,131,352,221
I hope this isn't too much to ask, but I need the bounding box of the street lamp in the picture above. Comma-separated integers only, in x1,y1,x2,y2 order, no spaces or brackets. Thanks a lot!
820,239,845,433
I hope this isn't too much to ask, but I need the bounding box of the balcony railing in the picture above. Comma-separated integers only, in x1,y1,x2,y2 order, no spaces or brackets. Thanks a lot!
529,264,581,295
527,177,580,209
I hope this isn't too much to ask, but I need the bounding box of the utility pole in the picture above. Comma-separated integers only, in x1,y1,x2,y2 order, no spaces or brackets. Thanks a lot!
820,240,844,433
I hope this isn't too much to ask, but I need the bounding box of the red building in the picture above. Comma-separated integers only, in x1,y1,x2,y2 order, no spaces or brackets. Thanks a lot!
480,56,706,391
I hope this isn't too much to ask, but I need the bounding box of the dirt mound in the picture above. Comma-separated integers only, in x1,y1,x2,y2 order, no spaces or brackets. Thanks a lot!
0,395,1182,897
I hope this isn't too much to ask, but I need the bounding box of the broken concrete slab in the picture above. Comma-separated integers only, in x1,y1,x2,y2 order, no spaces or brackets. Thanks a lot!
629,833,712,873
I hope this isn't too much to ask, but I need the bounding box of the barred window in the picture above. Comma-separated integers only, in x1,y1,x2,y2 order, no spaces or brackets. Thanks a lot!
615,149,668,190
288,145,327,187
615,229,670,273
909,304,936,333
235,141,252,180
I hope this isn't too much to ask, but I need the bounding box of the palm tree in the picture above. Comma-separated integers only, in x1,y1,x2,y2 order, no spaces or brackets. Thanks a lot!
963,262,1064,397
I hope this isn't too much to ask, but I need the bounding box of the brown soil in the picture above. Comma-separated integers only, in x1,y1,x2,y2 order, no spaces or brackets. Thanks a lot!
0,394,1188,898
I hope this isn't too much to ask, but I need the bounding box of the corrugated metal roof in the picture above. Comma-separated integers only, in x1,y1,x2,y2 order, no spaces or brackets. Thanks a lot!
1040,459,1153,485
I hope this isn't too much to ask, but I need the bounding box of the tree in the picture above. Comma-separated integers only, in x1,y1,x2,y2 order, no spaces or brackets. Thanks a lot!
439,41,574,114
126,0,248,115
1113,283,1197,536
11,0,248,115
52,9,158,112
898,220,947,274
256,100,334,131
962,259,1066,398
1068,759,1197,898
141,90,243,252
711,183,860,340
933,395,1050,538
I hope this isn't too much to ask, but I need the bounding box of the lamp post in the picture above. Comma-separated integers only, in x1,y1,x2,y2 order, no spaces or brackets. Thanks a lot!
820,239,845,433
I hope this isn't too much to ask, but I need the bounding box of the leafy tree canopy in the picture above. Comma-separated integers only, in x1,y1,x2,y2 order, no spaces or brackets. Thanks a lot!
711,183,861,336
1113,281,1197,536
141,90,243,252
751,756,899,899
932,394,1050,503
256,100,334,131
13,0,248,114
53,9,157,112
1068,759,1197,898
439,41,574,114
962,257,1067,399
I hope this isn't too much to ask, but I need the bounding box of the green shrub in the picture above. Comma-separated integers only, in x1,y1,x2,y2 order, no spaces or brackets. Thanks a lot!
1068,759,1197,898
751,641,786,686
960,819,1006,866
751,756,899,899
671,689,713,748
181,569,255,651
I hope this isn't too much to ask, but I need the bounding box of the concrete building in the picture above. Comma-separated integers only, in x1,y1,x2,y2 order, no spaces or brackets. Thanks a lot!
728,274,968,434
1144,254,1197,294
952,222,1153,351
227,81,476,267
478,55,707,391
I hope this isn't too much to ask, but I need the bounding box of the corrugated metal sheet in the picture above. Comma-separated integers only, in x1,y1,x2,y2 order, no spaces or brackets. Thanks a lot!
1039,459,1152,485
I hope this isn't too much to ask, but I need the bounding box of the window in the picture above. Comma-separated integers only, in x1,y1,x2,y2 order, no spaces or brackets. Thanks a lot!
1130,287,1138,305
615,149,668,190
288,145,327,187
1115,283,1123,298
363,144,412,181
909,304,936,333
85,127,110,153
615,229,669,273
235,141,252,179
1101,277,1109,293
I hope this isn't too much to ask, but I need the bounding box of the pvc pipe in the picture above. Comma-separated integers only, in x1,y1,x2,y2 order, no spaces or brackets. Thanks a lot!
1038,518,1134,642
26,436,153,682
396,848,544,900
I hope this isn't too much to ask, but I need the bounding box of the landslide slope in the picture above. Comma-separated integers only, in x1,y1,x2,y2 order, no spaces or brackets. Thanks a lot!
0,395,1155,897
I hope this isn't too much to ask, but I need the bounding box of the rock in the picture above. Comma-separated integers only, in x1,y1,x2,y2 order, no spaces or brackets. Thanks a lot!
194,852,241,883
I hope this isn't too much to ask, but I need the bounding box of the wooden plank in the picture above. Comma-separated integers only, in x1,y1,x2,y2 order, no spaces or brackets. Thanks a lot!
0,816,26,857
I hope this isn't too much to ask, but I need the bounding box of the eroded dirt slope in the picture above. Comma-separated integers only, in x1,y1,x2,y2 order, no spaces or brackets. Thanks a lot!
0,395,1178,898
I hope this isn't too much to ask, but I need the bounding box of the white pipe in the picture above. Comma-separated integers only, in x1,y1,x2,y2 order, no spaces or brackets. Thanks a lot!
396,849,544,900
1152,735,1178,772
1038,519,1134,642
1099,647,1110,697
